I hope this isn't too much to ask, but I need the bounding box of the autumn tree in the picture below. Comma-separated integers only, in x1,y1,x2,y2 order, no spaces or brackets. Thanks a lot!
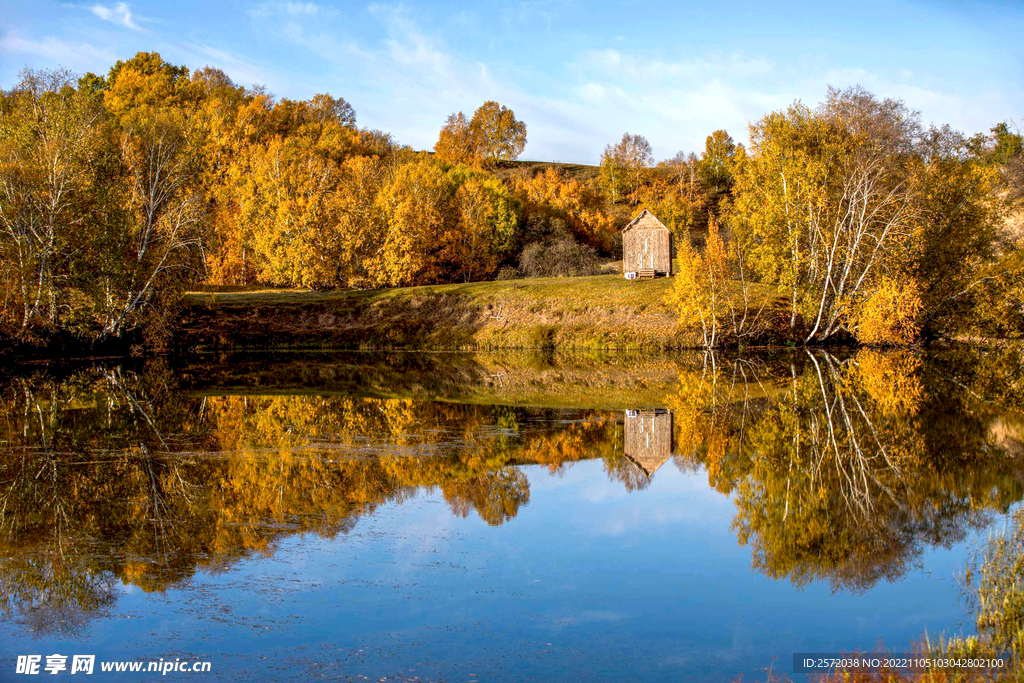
468,101,527,164
242,136,347,289
450,169,519,281
636,155,705,236
191,70,265,285
697,130,737,194
97,53,208,336
666,217,729,347
435,102,527,166
224,92,400,290
914,125,1021,338
371,158,518,286
0,68,102,332
434,111,475,165
374,160,458,286
599,132,652,204
970,121,1024,167
695,129,740,223
853,276,922,345
731,87,922,344
512,167,616,252
0,56,208,341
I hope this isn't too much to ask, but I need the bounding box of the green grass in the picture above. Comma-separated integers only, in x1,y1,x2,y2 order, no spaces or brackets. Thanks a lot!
190,273,675,310
177,274,783,352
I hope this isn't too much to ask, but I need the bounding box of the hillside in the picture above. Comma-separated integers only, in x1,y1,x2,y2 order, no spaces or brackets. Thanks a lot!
173,274,784,352
501,159,601,183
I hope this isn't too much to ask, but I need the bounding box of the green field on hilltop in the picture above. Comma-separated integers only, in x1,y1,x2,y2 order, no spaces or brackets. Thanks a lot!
177,274,783,352
189,272,674,310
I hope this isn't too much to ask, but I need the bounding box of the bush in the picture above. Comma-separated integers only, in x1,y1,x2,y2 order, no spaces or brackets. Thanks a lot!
854,276,922,345
495,266,520,280
519,237,601,278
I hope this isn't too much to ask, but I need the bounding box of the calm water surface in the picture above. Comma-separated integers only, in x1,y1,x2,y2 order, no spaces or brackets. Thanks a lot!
2,349,1023,681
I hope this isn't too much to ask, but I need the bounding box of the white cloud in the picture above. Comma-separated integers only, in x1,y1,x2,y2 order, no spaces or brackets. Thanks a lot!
179,41,283,92
368,4,457,82
0,33,117,70
89,2,143,31
8,0,1009,164
244,2,609,159
244,3,503,147
221,1,798,160
579,82,607,105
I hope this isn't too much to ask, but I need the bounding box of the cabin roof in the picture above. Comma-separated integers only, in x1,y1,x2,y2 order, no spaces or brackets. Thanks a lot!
622,451,672,479
621,209,669,233
623,407,672,478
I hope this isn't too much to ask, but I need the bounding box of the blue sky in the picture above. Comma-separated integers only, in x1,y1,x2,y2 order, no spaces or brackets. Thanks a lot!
2,0,1022,163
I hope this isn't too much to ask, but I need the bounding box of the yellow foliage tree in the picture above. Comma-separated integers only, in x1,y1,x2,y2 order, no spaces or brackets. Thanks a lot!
434,112,475,165
512,167,615,251
853,276,922,345
372,160,518,287
469,101,527,164
665,216,729,347
434,102,527,167
599,132,652,204
731,87,921,343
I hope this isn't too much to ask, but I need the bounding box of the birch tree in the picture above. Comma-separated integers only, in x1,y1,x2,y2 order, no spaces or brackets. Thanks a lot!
98,56,207,337
599,132,652,204
0,69,101,331
732,87,922,343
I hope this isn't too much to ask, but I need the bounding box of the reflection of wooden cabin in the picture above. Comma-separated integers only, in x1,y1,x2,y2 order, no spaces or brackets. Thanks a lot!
623,409,673,478
622,209,674,278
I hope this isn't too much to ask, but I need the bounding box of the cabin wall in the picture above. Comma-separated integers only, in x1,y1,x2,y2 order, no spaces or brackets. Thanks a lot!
624,409,673,472
623,228,672,275
624,411,673,458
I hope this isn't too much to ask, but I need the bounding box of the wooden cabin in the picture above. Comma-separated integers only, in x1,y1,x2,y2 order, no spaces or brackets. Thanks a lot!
623,409,673,479
622,209,674,279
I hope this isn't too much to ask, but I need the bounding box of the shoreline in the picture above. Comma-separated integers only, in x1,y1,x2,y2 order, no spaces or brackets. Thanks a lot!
4,275,1019,359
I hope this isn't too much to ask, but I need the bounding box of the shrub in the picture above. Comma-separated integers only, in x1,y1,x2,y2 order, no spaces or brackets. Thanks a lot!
519,237,601,278
854,277,922,345
495,266,520,280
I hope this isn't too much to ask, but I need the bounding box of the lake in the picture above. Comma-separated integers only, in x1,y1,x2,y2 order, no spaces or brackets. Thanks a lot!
2,348,1022,681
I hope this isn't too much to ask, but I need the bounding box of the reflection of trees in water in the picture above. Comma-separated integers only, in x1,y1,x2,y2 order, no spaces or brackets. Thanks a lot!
3,346,1024,632
671,347,1024,592
443,467,531,526
0,368,618,631
2,556,119,637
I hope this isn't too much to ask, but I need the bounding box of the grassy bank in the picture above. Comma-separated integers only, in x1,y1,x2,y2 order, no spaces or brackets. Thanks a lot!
175,274,780,352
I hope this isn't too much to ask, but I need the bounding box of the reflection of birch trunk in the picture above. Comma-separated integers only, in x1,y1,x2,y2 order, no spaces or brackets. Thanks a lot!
803,350,910,520
101,367,198,561
2,382,75,557
103,367,194,501
104,368,167,450
138,443,171,559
